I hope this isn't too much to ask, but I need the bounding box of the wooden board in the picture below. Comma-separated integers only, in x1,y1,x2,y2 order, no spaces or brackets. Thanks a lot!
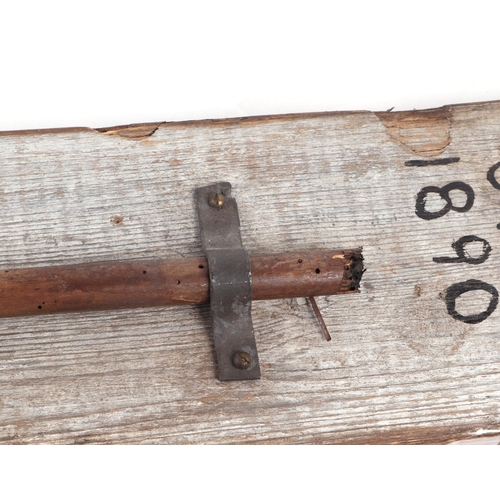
1,101,500,444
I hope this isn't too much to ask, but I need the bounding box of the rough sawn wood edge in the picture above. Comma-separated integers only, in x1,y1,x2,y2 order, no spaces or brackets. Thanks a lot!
1,99,498,139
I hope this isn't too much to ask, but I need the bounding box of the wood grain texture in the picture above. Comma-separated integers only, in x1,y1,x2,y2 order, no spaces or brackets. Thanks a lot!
1,102,500,444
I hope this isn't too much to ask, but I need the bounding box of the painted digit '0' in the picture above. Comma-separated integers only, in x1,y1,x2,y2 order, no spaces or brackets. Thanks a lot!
415,181,474,220
445,279,498,324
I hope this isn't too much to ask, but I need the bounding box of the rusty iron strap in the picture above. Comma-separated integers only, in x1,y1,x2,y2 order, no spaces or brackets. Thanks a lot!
196,182,260,381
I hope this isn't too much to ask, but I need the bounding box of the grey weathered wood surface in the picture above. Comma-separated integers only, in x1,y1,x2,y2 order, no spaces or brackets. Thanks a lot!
1,101,500,444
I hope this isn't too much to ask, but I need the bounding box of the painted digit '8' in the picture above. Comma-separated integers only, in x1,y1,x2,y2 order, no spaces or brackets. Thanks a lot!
415,181,474,220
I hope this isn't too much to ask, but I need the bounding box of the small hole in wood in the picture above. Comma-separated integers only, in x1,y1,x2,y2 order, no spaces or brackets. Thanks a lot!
176,280,181,285
42,302,45,305
315,268,320,274
38,305,42,309
198,264,204,269
298,259,303,263
143,270,147,274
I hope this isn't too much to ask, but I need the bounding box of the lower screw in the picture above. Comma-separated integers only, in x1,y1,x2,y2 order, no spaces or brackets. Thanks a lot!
233,351,252,370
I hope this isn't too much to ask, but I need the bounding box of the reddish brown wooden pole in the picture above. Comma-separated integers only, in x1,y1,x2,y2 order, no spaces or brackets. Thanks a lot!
0,249,363,318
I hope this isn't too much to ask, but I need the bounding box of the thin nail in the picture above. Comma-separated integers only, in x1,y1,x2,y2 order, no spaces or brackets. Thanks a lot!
308,296,331,341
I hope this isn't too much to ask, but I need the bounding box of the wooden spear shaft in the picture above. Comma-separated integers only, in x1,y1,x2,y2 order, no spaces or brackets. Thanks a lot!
0,249,362,318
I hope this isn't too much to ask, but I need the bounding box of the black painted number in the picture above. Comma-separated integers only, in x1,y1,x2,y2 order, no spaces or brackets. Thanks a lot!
415,181,474,220
487,162,500,190
445,280,498,324
413,162,500,324
433,235,491,265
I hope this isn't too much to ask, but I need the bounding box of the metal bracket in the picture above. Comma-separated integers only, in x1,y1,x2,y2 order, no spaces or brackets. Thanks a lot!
196,182,261,381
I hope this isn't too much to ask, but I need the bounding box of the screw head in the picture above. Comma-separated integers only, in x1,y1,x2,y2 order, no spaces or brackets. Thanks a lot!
233,351,252,370
208,193,226,208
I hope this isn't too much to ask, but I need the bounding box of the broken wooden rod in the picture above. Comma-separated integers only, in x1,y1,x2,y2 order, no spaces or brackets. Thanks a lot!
0,249,363,318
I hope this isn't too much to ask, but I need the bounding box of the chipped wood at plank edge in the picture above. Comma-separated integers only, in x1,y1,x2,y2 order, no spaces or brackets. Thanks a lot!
96,123,162,139
0,100,499,444
376,107,452,157
0,99,494,144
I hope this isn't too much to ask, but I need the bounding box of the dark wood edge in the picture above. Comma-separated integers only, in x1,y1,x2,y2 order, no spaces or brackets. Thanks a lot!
243,426,500,445
1,99,499,138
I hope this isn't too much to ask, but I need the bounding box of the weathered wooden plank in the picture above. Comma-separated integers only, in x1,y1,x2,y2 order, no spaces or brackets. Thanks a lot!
0,102,500,444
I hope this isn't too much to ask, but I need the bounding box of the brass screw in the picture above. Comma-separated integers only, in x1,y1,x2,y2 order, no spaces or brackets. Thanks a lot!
233,351,252,370
208,193,226,208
